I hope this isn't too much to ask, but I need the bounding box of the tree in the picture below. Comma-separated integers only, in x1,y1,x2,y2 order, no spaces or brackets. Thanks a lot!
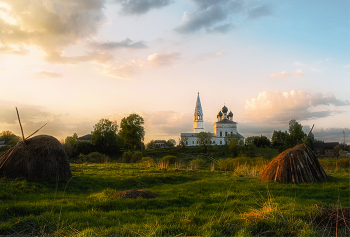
91,118,121,154
271,130,288,147
146,140,155,149
65,133,78,146
196,131,212,152
228,137,244,156
244,135,270,148
224,133,240,146
0,131,20,147
119,114,145,149
285,119,306,148
178,137,188,149
166,139,176,147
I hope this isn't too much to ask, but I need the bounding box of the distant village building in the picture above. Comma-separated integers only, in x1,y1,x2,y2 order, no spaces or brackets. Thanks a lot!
181,93,244,146
77,134,92,143
152,140,168,148
314,141,339,156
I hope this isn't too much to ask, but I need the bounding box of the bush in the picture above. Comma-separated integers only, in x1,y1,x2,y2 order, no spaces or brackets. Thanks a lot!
161,155,178,164
189,158,206,170
142,157,155,168
122,151,133,163
79,152,110,163
131,151,143,163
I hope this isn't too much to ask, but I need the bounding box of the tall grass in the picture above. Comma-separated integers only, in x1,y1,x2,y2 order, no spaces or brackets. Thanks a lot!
218,156,269,177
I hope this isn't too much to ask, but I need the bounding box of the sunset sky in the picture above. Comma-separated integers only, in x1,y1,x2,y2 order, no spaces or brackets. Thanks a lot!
0,0,349,144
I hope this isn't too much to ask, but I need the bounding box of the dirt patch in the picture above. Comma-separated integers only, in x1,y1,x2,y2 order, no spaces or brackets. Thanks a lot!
110,190,158,199
314,207,350,228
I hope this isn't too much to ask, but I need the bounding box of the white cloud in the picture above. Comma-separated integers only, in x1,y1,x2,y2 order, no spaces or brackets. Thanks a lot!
245,90,349,124
195,50,225,62
100,60,144,79
147,51,181,67
269,69,304,78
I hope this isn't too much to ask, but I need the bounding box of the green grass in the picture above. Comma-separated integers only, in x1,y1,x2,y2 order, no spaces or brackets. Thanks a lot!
0,158,349,236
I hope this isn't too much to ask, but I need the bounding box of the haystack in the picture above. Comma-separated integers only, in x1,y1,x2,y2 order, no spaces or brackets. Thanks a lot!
260,144,327,183
0,135,72,181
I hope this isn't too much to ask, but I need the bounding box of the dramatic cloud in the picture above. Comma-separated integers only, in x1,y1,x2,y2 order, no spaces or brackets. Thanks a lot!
269,69,304,78
32,71,63,78
245,90,350,123
116,0,173,15
175,0,273,34
147,51,181,67
0,0,106,52
89,38,148,50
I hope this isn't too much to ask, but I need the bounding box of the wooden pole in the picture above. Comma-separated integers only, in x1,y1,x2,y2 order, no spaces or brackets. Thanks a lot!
16,107,26,143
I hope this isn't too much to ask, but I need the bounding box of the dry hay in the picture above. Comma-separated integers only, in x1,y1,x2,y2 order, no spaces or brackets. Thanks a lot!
260,144,327,183
314,207,350,229
0,135,72,181
110,190,158,199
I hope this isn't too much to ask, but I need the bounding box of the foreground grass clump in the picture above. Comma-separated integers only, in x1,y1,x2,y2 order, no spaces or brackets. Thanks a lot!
0,159,349,236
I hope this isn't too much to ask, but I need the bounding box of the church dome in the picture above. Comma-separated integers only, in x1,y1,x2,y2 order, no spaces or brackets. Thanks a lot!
218,111,223,116
222,105,228,113
228,111,233,117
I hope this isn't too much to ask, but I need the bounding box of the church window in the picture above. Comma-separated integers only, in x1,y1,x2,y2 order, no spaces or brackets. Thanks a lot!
192,141,194,144
213,141,215,144
220,141,222,144
225,132,227,136
196,140,198,144
220,131,222,137
231,132,233,134
186,141,188,145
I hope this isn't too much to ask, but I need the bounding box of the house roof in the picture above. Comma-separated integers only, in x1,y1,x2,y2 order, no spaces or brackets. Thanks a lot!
314,142,339,149
77,134,92,141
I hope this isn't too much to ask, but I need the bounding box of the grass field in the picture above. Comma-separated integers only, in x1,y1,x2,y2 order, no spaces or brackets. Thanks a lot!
0,155,349,236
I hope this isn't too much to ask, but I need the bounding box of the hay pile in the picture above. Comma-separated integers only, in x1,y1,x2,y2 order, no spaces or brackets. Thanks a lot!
0,135,72,181
260,144,327,183
111,190,158,199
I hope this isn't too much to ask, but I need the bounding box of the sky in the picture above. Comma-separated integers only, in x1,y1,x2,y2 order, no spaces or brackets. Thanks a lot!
0,0,349,144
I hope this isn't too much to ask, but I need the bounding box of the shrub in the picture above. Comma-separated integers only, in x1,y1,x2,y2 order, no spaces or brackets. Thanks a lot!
161,155,178,164
131,151,143,163
79,152,110,163
189,158,206,170
122,151,133,163
142,157,155,168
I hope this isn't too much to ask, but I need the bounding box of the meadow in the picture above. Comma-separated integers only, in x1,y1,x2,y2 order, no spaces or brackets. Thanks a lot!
0,151,349,236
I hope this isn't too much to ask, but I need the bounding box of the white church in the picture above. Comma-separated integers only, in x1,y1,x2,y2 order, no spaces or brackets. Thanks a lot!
180,93,244,146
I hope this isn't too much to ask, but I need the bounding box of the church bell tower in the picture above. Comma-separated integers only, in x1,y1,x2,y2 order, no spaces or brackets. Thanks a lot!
193,92,204,133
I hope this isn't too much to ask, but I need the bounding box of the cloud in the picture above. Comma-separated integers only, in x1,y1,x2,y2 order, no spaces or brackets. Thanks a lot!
0,45,29,55
32,71,63,78
195,50,226,62
116,0,173,15
246,4,273,20
269,70,289,78
147,51,181,67
0,0,106,53
245,90,350,124
269,69,304,78
101,59,144,79
312,127,350,143
175,5,231,34
311,93,350,107
45,51,115,64
88,38,148,50
175,0,273,34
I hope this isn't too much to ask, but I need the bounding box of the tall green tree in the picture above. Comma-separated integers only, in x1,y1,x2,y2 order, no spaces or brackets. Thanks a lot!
271,130,288,147
196,131,212,152
91,118,121,154
166,139,176,147
119,114,145,149
285,119,306,148
224,133,240,146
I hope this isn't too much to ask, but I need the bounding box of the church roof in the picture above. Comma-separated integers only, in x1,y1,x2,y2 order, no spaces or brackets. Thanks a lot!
216,119,237,124
222,105,228,113
194,92,203,115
